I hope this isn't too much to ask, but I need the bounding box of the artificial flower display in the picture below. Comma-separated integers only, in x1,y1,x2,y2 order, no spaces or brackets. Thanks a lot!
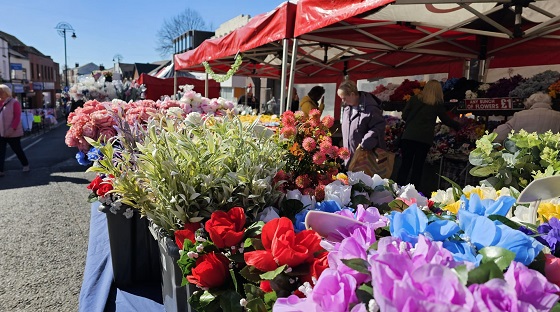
175,207,326,311
509,70,560,99
274,180,560,312
276,109,350,200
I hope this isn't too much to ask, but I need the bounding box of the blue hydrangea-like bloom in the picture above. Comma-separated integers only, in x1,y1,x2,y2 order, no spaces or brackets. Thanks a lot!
75,151,91,166
87,147,102,162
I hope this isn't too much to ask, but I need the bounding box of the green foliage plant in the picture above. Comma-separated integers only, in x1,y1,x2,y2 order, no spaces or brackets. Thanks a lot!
118,114,285,236
469,130,560,189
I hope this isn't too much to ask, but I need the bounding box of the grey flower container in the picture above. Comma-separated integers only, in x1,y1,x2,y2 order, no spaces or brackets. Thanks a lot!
149,223,196,312
102,205,161,288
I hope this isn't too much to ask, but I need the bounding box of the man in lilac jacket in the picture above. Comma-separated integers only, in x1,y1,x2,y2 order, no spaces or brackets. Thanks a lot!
337,80,386,167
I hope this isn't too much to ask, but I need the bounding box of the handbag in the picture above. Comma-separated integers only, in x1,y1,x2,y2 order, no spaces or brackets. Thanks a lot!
348,145,395,179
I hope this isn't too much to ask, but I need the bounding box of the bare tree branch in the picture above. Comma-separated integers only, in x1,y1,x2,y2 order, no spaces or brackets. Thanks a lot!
155,8,208,58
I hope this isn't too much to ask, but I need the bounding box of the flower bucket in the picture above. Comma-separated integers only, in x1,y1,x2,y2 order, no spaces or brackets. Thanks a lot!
149,223,195,312
100,204,161,288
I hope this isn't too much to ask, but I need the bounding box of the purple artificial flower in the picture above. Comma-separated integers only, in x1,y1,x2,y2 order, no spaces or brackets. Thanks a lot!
372,263,474,312
504,261,560,312
411,235,466,269
538,217,560,256
274,269,359,312
273,295,318,312
468,279,521,312
328,226,376,284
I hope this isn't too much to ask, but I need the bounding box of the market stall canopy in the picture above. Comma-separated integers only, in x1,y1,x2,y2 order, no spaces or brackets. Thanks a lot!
137,73,220,100
174,1,296,78
291,0,560,82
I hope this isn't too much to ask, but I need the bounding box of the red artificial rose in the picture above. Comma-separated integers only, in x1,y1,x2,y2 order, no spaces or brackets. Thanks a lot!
260,280,273,293
96,182,113,196
205,207,246,249
544,254,560,288
186,252,230,289
87,175,103,192
175,222,202,250
310,251,329,280
244,217,322,272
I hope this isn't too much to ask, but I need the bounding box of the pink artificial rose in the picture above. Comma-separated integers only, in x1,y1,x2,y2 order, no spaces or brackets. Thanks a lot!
545,254,560,289
98,127,117,140
90,110,114,128
81,121,99,140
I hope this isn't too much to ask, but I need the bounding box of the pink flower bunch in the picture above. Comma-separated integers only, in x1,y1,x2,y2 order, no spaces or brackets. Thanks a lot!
65,100,117,152
277,109,350,198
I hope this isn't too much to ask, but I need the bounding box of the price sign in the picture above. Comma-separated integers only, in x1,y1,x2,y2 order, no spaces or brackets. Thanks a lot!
464,98,513,110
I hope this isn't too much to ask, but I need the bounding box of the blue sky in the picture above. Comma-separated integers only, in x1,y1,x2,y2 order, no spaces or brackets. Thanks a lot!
3,1,283,68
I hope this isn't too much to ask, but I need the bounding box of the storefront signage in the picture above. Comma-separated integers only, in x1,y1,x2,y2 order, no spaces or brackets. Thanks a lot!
12,84,24,93
10,63,23,70
464,98,513,110
32,82,43,91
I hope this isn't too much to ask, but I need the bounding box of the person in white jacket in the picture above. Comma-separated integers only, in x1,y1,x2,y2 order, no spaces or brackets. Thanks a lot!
493,92,560,142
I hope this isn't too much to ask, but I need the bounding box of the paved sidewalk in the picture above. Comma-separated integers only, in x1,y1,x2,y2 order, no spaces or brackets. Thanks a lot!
0,124,94,311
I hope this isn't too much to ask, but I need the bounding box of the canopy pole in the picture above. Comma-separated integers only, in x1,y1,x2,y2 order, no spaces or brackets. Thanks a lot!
286,38,299,112
173,66,178,100
279,38,289,115
205,73,209,97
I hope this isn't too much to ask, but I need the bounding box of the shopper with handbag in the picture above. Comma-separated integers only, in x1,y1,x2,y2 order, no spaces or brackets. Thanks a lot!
0,84,29,177
337,80,388,175
396,80,460,189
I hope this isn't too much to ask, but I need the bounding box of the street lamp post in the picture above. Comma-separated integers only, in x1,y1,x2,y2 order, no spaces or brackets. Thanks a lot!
54,22,76,90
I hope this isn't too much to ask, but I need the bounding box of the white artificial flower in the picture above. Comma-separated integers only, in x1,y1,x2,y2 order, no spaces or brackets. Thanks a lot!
324,180,352,207
184,112,203,126
371,174,389,188
123,208,134,219
397,184,428,207
347,171,375,188
511,205,532,224
286,189,303,201
462,185,499,200
257,206,280,223
430,188,455,206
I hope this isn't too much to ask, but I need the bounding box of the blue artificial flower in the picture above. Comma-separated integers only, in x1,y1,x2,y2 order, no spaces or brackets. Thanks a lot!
458,210,543,265
315,200,342,213
87,147,103,162
388,204,458,244
294,209,310,233
538,217,560,256
460,193,516,217
443,240,480,264
75,151,92,166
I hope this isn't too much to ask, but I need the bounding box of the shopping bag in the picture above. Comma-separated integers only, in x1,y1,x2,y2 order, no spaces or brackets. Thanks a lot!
348,146,395,179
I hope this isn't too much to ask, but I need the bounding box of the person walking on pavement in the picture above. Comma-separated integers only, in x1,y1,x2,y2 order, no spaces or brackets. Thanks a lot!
0,84,29,176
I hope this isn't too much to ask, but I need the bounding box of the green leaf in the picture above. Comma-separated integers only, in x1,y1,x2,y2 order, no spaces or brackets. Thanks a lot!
439,175,463,201
528,251,547,276
219,290,243,312
341,258,370,274
240,265,264,283
245,298,267,312
388,199,408,212
260,265,287,280
467,262,503,285
352,195,371,207
479,247,516,271
244,221,264,239
263,291,277,307
356,284,374,303
229,269,238,292
243,284,265,301
452,265,469,286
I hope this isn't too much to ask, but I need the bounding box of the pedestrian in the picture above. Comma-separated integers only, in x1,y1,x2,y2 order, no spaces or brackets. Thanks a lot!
337,80,386,167
238,88,260,113
300,86,325,118
0,84,30,176
493,92,560,142
287,87,300,112
396,80,460,188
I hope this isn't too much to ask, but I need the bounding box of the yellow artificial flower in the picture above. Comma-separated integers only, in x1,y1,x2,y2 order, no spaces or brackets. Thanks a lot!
444,201,461,214
537,202,560,222
334,173,348,185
